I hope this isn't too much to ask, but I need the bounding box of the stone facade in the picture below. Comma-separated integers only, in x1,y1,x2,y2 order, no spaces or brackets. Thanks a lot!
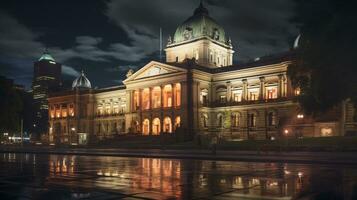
48,3,357,145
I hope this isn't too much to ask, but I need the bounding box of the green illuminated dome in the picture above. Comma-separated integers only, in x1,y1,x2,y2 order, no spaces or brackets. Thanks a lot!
171,2,229,46
38,50,55,62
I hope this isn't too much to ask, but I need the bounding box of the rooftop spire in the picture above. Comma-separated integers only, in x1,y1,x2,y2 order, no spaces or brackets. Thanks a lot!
194,0,209,16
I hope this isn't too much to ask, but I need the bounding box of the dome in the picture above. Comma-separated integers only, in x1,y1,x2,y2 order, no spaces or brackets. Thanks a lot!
72,70,92,90
39,51,55,62
171,2,228,46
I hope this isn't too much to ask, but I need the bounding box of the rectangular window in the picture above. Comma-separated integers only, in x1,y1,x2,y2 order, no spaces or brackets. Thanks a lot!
266,86,278,99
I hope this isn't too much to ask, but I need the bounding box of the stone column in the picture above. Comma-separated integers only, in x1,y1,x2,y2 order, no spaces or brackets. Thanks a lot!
259,77,265,100
149,87,152,110
283,74,287,97
138,89,142,111
171,84,174,108
277,74,283,98
242,79,248,101
161,85,164,108
125,90,132,113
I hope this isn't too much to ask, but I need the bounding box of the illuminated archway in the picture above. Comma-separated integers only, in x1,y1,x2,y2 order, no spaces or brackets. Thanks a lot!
142,119,150,135
152,118,161,135
174,116,181,130
142,88,150,110
163,117,172,133
151,86,161,108
163,85,172,107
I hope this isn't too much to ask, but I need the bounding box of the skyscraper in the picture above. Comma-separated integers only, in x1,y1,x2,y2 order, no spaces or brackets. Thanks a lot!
32,50,62,136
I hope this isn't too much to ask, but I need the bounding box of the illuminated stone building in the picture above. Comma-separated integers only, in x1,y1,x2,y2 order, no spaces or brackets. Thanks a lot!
33,50,62,135
48,2,356,144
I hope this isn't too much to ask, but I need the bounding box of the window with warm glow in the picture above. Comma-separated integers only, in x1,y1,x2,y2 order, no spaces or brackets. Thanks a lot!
233,91,242,102
175,83,181,107
142,119,150,135
200,89,208,105
248,88,259,101
220,95,227,103
142,88,150,110
113,106,119,114
163,85,172,107
69,104,74,116
152,118,161,135
232,114,240,127
133,91,139,110
163,117,172,133
266,86,278,99
105,106,111,115
151,86,161,109
175,116,181,129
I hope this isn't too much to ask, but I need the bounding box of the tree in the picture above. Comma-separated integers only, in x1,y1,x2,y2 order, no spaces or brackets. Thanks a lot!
0,76,23,134
288,0,357,116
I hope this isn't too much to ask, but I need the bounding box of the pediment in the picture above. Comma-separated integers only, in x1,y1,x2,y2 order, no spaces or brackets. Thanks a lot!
123,61,186,83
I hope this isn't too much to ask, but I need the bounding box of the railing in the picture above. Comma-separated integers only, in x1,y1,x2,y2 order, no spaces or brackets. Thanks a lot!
201,97,294,108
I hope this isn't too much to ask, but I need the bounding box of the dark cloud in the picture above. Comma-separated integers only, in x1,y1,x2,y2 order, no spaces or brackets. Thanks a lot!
106,0,298,61
0,0,298,88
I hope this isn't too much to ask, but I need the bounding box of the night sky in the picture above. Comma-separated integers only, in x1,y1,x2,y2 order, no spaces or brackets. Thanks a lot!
0,0,298,89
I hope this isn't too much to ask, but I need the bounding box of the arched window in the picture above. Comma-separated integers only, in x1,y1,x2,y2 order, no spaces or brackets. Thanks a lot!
232,113,240,127
201,114,208,128
151,86,161,108
163,85,172,107
268,112,277,126
133,91,139,110
163,117,172,133
142,88,150,110
152,118,161,135
249,113,256,127
174,116,181,129
200,89,208,105
175,83,181,107
218,114,223,127
142,119,150,135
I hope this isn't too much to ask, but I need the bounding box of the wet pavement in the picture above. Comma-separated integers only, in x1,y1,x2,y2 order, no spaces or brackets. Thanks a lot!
0,153,357,200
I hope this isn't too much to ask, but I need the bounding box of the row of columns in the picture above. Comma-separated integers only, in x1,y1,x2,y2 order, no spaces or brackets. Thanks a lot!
128,83,181,112
220,74,288,102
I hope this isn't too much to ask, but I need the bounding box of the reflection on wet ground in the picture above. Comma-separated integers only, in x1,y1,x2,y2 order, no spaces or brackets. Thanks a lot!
0,153,357,199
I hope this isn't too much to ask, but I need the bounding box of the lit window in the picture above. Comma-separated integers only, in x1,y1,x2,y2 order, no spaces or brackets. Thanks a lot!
142,88,150,110
142,119,150,135
152,118,161,135
220,95,226,103
266,86,278,99
151,86,161,109
163,85,172,108
233,91,242,102
174,116,181,129
175,83,181,107
163,117,172,133
248,88,259,101
133,91,139,111
200,89,208,105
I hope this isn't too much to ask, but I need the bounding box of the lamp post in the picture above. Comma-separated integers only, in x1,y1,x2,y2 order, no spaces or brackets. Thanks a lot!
71,127,76,144
284,129,289,150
